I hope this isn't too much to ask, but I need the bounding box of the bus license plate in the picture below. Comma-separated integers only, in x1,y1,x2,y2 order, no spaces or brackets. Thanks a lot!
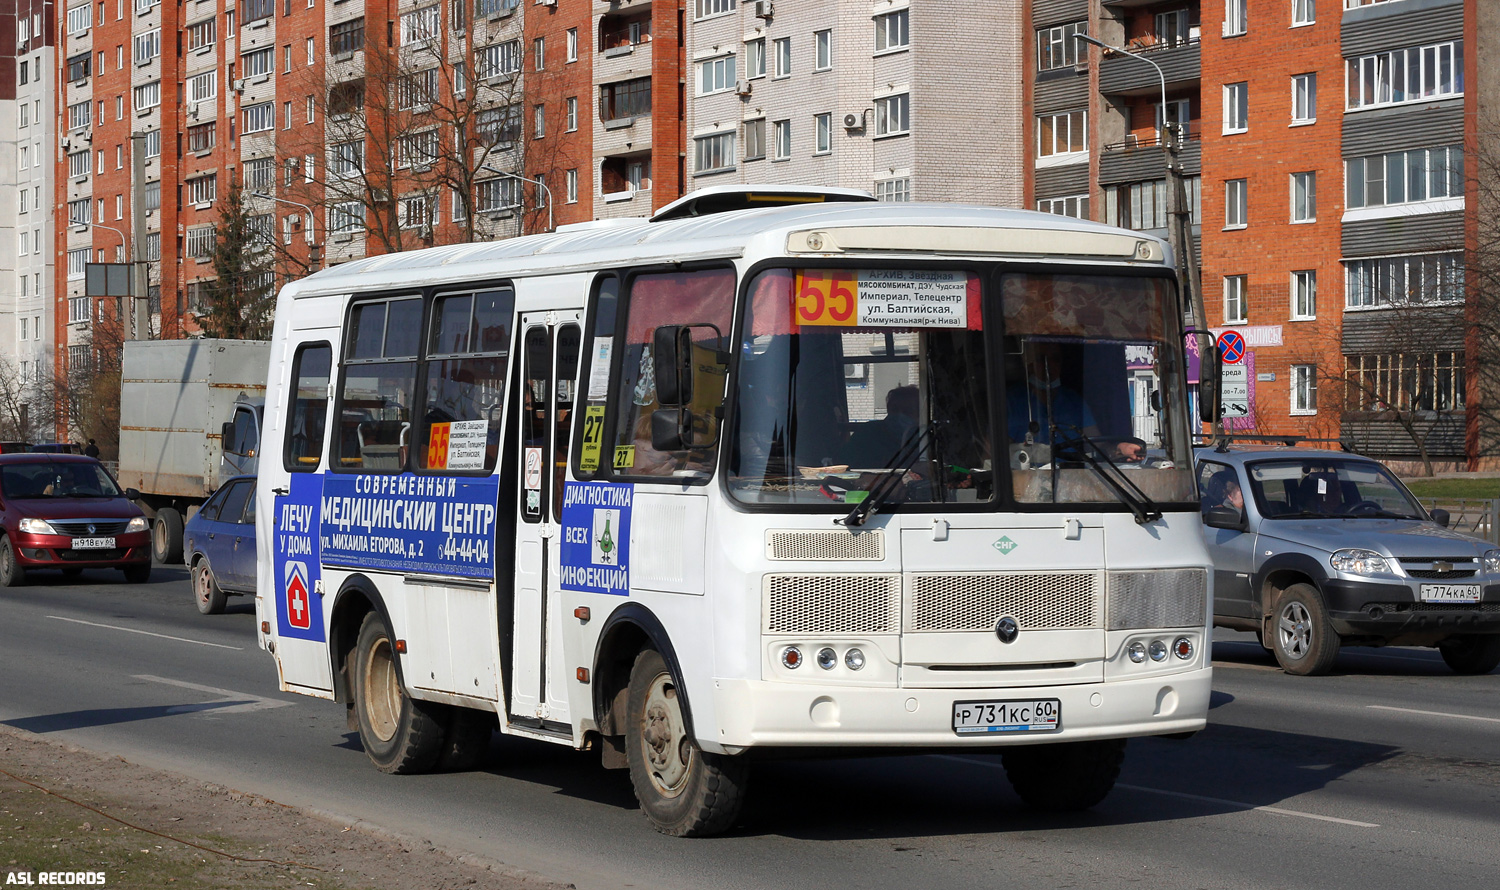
952,699,1061,735
1420,584,1481,603
71,537,115,550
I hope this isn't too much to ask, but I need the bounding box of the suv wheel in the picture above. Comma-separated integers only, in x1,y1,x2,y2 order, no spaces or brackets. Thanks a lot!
1437,635,1500,675
1271,583,1339,676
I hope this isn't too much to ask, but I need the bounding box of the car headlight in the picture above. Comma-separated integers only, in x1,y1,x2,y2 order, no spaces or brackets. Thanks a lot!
18,517,59,535
126,516,149,533
1330,548,1392,576
1484,550,1500,575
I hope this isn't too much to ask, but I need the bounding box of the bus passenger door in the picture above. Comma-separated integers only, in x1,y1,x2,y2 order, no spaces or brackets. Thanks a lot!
510,312,582,725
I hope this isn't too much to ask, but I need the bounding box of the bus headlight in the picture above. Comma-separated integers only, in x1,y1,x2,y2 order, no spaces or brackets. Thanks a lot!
816,648,838,670
844,648,866,671
1148,640,1169,662
1127,641,1147,663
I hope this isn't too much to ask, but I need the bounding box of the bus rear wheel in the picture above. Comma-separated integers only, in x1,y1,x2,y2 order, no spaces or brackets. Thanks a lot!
353,612,443,774
1001,738,1126,812
624,649,747,837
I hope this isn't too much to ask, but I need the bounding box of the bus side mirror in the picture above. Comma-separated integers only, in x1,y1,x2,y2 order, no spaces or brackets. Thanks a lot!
653,325,693,407
1189,331,1221,424
651,408,685,451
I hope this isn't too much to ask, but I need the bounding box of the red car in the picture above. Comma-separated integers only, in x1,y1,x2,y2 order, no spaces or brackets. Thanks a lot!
0,454,152,585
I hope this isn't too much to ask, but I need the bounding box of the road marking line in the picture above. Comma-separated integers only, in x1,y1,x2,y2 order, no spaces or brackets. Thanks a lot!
134,675,292,714
1367,705,1500,725
1212,660,1282,672
939,756,1379,828
47,616,243,650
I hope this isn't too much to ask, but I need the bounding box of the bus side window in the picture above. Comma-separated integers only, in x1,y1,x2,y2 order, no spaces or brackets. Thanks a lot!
336,298,422,472
572,275,619,481
607,267,735,482
553,324,581,522
418,288,513,473
284,343,332,472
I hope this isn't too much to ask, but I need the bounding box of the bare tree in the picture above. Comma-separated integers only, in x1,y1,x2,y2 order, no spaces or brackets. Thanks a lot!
1466,118,1500,468
0,356,56,443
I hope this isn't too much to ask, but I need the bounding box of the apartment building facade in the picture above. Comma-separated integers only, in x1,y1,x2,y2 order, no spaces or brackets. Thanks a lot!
1030,0,1486,466
3,0,55,432
684,0,1023,205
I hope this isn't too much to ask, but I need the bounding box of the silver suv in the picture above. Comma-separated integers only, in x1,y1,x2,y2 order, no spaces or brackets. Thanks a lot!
1195,444,1500,675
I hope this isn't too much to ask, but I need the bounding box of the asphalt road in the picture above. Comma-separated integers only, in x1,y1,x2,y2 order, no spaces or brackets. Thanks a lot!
2,567,1498,890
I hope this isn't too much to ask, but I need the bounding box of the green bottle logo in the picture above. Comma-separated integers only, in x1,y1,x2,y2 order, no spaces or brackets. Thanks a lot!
597,515,616,564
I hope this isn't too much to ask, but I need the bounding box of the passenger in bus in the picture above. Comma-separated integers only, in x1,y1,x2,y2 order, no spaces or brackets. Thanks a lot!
1004,340,1099,445
842,385,920,469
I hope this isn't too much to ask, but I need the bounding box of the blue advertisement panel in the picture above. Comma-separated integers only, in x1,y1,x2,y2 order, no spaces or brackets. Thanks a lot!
272,473,327,642
559,482,633,596
318,473,500,579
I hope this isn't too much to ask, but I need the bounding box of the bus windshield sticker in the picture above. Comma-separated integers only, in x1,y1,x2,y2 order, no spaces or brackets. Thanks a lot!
586,337,613,400
559,481,633,596
578,405,606,472
613,445,635,469
524,447,543,497
318,473,499,579
426,423,452,469
272,473,326,642
795,270,967,328
446,419,489,470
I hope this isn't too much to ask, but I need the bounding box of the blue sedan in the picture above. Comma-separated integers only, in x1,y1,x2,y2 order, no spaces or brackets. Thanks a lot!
184,476,257,615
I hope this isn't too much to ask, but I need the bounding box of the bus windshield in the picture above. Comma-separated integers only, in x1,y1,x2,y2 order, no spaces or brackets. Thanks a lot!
728,267,1195,509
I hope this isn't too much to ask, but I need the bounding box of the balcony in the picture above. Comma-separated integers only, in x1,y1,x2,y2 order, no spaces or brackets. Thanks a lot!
1098,128,1201,186
1097,38,1200,97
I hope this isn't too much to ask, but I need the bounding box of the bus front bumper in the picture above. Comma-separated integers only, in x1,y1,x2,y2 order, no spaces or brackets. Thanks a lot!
707,668,1211,753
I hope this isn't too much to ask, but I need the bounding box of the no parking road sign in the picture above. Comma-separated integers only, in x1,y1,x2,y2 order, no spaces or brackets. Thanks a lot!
1216,330,1246,364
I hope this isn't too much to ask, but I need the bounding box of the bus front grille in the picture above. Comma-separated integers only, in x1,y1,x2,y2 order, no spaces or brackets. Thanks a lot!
907,572,1102,632
765,530,886,561
763,573,902,634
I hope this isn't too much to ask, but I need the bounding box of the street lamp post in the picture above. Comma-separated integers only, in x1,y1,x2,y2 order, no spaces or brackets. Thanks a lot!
251,191,321,272
1075,32,1216,434
478,164,553,234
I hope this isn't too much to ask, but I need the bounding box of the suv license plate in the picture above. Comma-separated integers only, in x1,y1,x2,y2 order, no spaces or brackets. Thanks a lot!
1420,584,1481,603
952,699,1061,735
71,537,115,550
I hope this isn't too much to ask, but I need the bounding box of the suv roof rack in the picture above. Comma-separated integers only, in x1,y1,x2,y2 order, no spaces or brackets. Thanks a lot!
1193,434,1353,454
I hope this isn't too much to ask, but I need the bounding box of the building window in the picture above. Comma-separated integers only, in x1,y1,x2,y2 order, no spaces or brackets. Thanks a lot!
400,6,440,45
330,140,364,176
1290,365,1318,414
133,28,160,64
1223,82,1248,133
1345,252,1463,308
476,105,521,145
399,195,434,229
694,0,735,20
1037,194,1091,218
695,131,736,174
1292,270,1317,319
245,0,273,23
1225,178,1247,228
1224,275,1247,324
246,157,275,189
1225,0,1247,36
243,47,273,77
331,202,364,232
814,113,832,154
68,101,91,130
188,71,217,104
67,52,90,82
1345,145,1463,211
145,232,161,261
68,4,91,34
875,9,909,52
773,119,791,160
243,102,275,132
69,299,89,325
875,178,911,202
1106,177,1203,230
475,0,519,16
1037,110,1086,158
1036,21,1085,70
533,104,545,138
329,18,364,55
399,129,440,168
699,55,738,97
874,93,910,136
774,37,791,78
567,28,578,62
186,226,216,259
188,175,217,205
1347,40,1463,110
563,96,577,131
145,180,161,211
602,78,652,120
814,29,832,71
399,69,438,109
742,119,766,160
746,38,766,77
1292,0,1315,26
476,178,520,213
188,122,216,152
566,169,578,203
143,129,161,157
1345,352,1464,412
1291,171,1316,222
1292,73,1316,123
134,80,161,111
476,41,521,79
534,36,545,70
68,198,91,225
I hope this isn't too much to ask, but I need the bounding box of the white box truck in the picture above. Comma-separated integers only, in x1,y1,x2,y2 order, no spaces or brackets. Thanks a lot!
117,339,270,563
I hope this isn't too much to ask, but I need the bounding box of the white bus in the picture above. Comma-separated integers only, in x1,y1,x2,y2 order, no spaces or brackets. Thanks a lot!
257,187,1213,837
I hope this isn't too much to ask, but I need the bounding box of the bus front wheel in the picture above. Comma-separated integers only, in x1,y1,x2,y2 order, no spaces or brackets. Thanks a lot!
624,648,747,837
1001,738,1126,812
353,613,443,774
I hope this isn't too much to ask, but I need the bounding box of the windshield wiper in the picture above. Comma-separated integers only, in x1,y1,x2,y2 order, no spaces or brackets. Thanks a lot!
1053,432,1163,525
837,424,937,528
1272,511,1336,519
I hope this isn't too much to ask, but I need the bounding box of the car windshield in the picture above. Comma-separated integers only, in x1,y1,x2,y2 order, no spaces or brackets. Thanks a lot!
726,267,1195,509
1245,458,1425,519
0,461,123,499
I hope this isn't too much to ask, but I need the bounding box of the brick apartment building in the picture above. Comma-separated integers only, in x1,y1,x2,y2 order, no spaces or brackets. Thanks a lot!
1028,0,1487,467
37,0,687,438
2,0,55,436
